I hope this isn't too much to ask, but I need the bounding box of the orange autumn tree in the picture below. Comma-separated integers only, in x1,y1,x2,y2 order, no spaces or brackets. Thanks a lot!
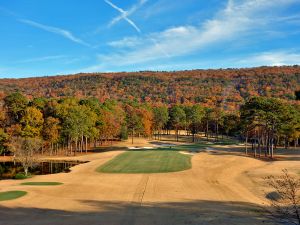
43,117,61,155
140,107,153,138
98,102,125,144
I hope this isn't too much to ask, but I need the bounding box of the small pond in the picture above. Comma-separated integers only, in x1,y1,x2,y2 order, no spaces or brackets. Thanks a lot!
0,160,88,180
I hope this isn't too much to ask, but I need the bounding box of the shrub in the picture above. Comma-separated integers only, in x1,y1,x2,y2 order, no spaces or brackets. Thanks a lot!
14,172,31,180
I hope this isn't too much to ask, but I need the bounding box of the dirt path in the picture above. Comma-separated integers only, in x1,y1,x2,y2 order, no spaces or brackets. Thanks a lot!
0,143,299,225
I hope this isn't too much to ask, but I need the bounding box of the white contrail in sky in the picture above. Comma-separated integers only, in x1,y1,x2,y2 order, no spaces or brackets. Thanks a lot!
109,0,148,27
104,0,143,33
0,7,90,47
104,0,170,58
19,19,90,47
150,38,170,58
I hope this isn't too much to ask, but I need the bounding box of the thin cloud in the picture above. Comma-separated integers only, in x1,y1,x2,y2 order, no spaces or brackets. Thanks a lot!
80,49,300,74
0,6,19,17
141,0,188,19
104,0,169,57
16,55,67,64
19,19,90,47
108,37,142,48
89,0,299,70
237,51,300,67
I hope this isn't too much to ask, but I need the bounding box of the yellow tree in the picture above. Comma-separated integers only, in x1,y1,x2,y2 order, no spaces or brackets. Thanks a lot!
20,107,44,138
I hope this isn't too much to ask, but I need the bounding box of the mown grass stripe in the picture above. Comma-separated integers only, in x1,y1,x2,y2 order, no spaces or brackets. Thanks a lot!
97,150,191,174
0,191,27,201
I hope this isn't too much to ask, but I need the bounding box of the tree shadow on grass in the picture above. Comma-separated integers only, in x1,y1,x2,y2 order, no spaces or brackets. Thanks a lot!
90,146,128,153
205,148,300,162
0,200,274,225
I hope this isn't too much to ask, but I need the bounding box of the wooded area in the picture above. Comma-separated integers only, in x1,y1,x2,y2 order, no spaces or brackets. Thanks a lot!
0,91,299,159
0,66,299,111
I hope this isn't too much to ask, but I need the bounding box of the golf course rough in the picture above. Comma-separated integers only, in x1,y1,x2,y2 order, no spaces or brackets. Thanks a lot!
97,150,192,173
0,191,27,201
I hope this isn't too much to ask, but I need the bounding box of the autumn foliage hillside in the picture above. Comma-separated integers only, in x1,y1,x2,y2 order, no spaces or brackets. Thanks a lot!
0,66,299,110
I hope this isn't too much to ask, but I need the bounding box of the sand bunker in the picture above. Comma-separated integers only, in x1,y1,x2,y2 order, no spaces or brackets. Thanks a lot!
0,141,299,225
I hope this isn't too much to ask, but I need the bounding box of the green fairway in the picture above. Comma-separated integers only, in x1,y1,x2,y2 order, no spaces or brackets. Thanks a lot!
97,150,192,173
0,191,27,201
20,182,63,186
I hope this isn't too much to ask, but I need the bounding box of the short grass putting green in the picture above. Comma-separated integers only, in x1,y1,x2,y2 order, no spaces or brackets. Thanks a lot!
0,191,27,201
97,150,192,173
20,182,63,186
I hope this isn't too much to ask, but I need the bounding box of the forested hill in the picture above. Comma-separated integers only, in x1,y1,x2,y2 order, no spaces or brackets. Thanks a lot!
0,66,299,110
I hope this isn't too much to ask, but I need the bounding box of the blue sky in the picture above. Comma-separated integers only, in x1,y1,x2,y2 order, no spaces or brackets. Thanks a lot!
0,0,300,78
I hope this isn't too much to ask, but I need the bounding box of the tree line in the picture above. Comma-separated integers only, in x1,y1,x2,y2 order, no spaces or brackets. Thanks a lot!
0,92,299,159
1,66,299,111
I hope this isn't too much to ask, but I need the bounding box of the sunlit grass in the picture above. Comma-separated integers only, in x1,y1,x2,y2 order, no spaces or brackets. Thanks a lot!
0,191,27,201
97,150,191,173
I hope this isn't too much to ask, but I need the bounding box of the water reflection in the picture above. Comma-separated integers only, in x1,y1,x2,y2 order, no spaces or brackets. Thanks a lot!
0,160,88,180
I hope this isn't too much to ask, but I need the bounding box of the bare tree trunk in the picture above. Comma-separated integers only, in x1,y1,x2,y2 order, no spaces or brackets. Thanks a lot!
266,133,270,156
67,137,70,155
271,139,274,158
262,135,268,157
275,135,279,149
245,132,248,155
74,139,77,156
268,133,271,156
216,122,219,142
254,139,257,158
132,129,134,144
271,126,275,159
24,167,28,176
85,136,88,153
254,130,257,158
206,121,209,141
81,135,84,153
258,137,261,158
193,131,195,143
50,142,53,156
